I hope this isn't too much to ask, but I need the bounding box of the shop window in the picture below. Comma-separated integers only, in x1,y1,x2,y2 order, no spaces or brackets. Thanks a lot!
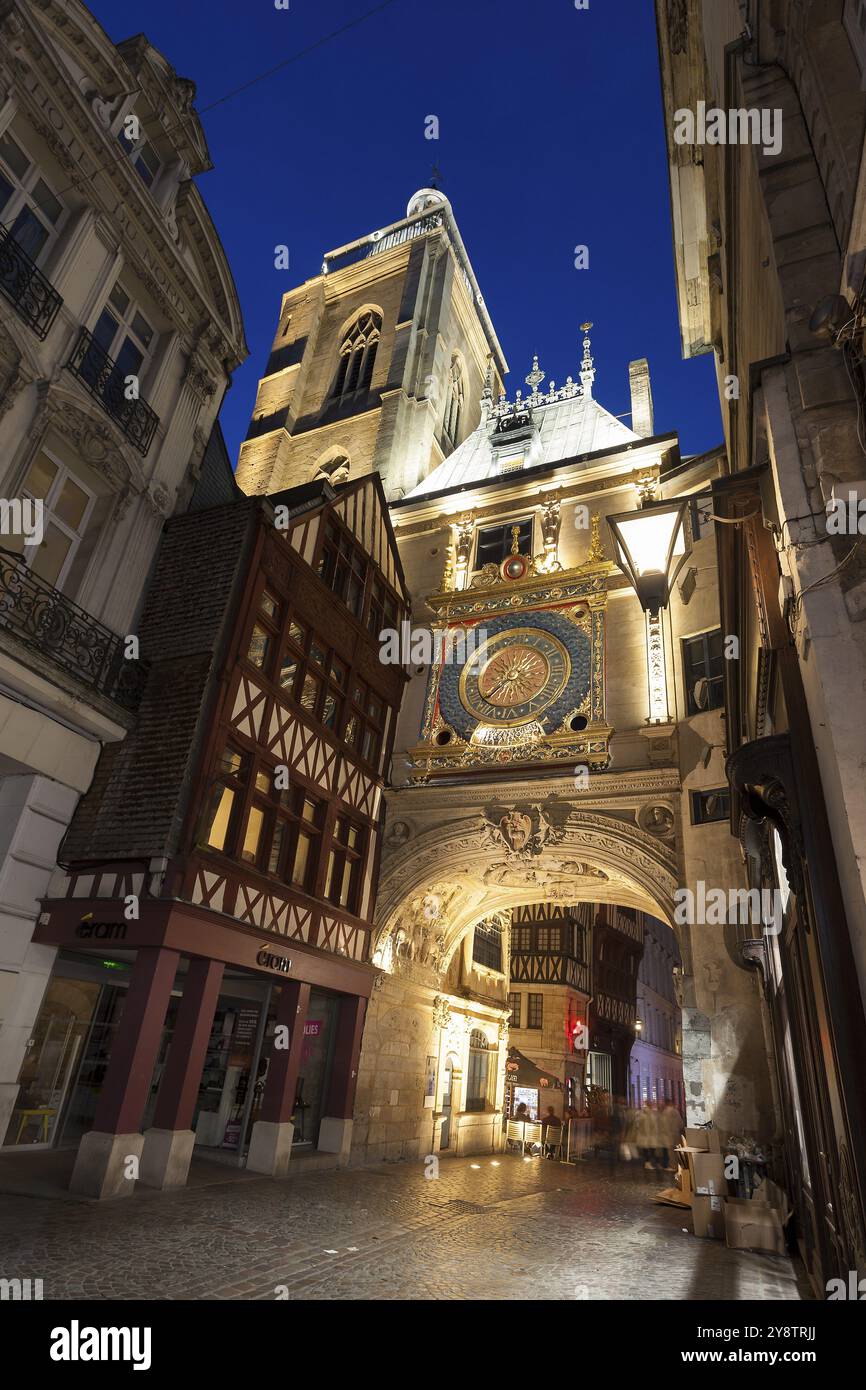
324,814,365,912
466,1029,489,1112
527,994,543,1030
690,788,731,825
507,992,521,1027
472,918,503,971
3,973,102,1147
682,629,725,714
475,518,532,570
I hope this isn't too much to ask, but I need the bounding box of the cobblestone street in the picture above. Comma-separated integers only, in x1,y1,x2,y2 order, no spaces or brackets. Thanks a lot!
0,1152,807,1301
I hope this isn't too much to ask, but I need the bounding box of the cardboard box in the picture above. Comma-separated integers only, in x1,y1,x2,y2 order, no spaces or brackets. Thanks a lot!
683,1127,721,1153
724,1197,786,1255
690,1152,728,1197
692,1192,726,1240
676,1163,693,1202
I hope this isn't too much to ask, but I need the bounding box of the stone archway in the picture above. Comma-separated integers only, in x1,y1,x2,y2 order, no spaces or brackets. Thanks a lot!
351,773,775,1165
372,797,680,974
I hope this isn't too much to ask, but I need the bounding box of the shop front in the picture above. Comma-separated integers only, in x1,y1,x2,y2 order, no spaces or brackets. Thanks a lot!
15,895,373,1197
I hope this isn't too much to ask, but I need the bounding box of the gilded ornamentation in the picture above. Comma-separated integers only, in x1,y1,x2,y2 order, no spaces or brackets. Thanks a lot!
480,800,570,860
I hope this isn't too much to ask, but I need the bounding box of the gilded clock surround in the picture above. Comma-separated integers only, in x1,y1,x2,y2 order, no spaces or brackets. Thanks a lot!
409,549,615,778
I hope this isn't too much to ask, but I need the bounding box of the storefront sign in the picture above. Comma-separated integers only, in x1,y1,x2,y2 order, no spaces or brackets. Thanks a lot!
75,920,127,941
303,1021,321,1036
256,947,292,974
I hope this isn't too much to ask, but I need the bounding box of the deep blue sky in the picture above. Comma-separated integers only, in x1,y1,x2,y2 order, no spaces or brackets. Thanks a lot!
87,0,722,462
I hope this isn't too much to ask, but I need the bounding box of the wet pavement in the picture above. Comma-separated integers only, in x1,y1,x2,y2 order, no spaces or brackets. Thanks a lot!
0,1149,808,1301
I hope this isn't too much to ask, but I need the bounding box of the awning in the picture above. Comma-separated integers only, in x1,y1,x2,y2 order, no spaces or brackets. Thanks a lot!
505,1046,563,1090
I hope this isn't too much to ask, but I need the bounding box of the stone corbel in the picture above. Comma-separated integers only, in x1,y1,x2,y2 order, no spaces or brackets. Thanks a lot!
727,733,808,910
183,353,217,408
740,937,769,983
145,481,173,519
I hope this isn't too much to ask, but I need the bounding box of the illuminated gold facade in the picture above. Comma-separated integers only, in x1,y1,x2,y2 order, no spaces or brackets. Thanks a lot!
240,190,778,1166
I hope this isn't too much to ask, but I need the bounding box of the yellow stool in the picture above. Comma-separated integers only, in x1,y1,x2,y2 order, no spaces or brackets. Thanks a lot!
15,1107,55,1143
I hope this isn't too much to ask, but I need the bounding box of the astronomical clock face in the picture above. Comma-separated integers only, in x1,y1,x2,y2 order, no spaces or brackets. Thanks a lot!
460,628,569,726
438,610,592,742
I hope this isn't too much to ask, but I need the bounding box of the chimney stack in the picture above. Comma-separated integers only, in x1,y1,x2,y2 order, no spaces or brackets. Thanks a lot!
628,358,654,437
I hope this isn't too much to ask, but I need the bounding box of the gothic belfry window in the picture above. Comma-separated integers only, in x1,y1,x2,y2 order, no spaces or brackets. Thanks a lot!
444,354,464,442
331,310,381,399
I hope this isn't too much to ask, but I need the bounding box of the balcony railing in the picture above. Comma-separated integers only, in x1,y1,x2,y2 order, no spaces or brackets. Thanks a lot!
0,548,148,711
0,221,63,341
66,328,159,457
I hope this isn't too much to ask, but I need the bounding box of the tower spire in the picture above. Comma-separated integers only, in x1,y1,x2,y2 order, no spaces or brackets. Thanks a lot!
580,321,595,399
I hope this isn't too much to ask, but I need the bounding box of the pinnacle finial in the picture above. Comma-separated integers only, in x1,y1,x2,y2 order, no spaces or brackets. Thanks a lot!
525,354,545,395
481,353,495,419
580,322,595,398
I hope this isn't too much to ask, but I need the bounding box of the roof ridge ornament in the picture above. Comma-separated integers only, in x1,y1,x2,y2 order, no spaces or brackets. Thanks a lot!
525,354,545,402
580,322,595,399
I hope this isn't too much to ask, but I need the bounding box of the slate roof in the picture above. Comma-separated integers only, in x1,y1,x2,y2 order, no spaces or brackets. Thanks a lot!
406,390,639,500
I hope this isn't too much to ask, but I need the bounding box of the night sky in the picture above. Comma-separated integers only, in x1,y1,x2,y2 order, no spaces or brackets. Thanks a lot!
86,0,723,463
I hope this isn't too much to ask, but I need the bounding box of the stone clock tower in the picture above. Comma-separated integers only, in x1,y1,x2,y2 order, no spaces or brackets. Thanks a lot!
236,189,507,501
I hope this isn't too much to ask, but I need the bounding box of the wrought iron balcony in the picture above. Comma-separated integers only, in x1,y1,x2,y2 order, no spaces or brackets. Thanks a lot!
0,221,63,341
66,328,159,457
0,548,148,712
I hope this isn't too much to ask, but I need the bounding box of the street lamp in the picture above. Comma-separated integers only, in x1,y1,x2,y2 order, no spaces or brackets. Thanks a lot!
606,495,690,616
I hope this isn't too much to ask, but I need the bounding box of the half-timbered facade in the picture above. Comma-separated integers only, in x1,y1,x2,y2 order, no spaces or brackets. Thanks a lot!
21,470,407,1196
589,905,644,1100
506,902,593,1115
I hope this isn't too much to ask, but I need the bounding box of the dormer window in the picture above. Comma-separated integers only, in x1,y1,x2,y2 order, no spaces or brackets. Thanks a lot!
475,518,532,570
117,116,161,188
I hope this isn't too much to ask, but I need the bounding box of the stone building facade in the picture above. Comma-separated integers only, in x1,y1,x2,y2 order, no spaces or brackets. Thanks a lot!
0,0,246,1148
629,914,684,1111
239,187,778,1168
656,0,866,1291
